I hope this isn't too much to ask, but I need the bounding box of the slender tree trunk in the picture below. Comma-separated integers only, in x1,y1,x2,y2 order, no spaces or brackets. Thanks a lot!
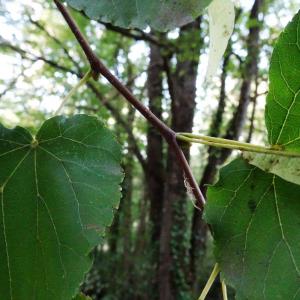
247,74,259,143
147,38,165,247
108,208,121,254
122,105,135,275
159,18,202,300
146,34,166,298
190,0,264,294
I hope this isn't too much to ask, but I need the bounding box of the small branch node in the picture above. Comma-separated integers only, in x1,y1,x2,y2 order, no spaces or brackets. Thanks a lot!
30,139,39,149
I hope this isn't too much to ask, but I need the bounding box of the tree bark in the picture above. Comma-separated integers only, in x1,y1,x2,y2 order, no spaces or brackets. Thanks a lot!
147,38,165,246
247,73,259,143
146,34,166,297
159,18,202,300
122,104,135,275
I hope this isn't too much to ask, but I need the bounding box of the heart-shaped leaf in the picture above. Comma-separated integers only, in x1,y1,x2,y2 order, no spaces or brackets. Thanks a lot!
0,115,123,300
65,0,212,31
205,158,300,300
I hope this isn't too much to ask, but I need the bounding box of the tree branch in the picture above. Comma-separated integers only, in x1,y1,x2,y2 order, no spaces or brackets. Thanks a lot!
0,38,78,75
100,22,166,48
0,70,23,98
27,15,79,66
54,0,206,209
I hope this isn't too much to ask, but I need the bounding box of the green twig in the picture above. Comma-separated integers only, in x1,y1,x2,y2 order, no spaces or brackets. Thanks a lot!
177,133,300,158
221,280,228,300
55,69,93,115
198,263,220,300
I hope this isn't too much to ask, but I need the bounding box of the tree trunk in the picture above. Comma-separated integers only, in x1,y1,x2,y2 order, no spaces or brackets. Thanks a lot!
122,104,135,275
146,35,166,297
221,0,263,157
147,38,165,247
159,18,202,300
247,73,259,143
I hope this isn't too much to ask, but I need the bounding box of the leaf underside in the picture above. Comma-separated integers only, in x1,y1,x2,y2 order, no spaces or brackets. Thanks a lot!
205,158,300,300
0,115,123,300
243,152,300,186
206,0,235,81
65,0,212,31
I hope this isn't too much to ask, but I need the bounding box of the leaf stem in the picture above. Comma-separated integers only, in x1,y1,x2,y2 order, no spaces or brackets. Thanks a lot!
177,133,300,158
198,263,220,300
221,280,228,300
55,69,93,115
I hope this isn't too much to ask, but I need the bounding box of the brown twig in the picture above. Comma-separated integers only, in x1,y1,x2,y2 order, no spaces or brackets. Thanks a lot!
53,0,206,209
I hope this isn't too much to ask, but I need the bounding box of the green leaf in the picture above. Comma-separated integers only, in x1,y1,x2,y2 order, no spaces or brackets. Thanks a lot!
243,152,300,186
0,115,123,300
265,11,300,150
65,0,212,31
205,158,300,300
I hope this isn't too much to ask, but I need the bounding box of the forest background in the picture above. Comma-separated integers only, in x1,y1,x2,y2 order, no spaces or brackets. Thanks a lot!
0,1,299,299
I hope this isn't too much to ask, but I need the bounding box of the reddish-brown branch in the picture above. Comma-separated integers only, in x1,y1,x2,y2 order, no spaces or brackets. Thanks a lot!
53,0,206,209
